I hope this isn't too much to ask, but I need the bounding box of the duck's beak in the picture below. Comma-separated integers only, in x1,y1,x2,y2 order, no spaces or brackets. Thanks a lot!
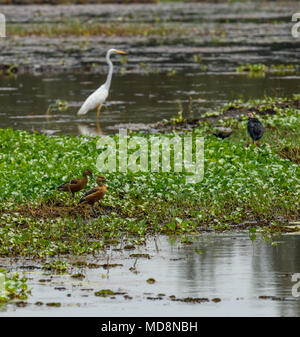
91,174,96,181
115,50,127,55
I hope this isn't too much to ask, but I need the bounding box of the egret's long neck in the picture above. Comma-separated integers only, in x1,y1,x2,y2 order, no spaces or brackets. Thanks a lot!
104,51,113,90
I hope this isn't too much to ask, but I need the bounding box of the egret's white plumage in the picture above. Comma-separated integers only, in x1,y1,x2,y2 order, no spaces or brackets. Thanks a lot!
77,85,108,116
77,48,127,116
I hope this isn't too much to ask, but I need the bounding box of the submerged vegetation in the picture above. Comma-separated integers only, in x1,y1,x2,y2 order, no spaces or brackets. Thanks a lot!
0,96,299,258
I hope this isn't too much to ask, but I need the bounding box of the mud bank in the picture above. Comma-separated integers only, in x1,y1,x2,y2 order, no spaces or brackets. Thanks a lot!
0,2,299,74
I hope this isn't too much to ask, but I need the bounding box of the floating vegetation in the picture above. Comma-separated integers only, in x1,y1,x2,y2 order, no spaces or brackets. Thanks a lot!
94,289,126,298
99,264,123,269
236,63,299,77
258,295,285,301
0,269,30,305
46,302,61,307
212,298,221,303
124,245,136,250
167,68,177,77
46,99,68,114
87,263,101,269
0,64,18,77
146,278,156,284
236,63,268,77
71,261,88,268
129,253,150,259
71,273,85,279
94,289,115,297
172,297,210,303
42,261,69,272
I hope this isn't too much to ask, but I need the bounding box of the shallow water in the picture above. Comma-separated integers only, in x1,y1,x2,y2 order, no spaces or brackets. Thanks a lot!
1,2,299,135
0,70,299,136
1,232,300,317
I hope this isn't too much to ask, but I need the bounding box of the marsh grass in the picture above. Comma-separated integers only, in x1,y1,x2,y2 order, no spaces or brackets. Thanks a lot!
7,21,187,38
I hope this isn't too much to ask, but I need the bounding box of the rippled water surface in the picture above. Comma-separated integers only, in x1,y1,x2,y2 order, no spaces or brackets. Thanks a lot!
1,233,300,317
1,70,299,136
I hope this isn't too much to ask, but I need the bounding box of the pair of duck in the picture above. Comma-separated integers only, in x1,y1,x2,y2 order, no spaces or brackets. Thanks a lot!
57,170,106,215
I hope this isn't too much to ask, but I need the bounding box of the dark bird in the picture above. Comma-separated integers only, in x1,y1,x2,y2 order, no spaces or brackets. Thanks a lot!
247,112,264,144
57,169,94,197
78,176,107,215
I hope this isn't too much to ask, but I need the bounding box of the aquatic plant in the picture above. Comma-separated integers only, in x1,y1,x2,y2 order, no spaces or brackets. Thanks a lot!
46,99,68,114
0,269,30,305
236,64,299,77
0,96,299,257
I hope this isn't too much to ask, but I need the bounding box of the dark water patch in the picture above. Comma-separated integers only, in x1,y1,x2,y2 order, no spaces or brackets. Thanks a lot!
0,71,299,136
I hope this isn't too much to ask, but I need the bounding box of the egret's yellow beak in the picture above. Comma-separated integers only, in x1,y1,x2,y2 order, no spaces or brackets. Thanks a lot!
115,50,127,55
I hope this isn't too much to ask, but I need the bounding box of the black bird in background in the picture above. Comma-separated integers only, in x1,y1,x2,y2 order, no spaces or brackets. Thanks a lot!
247,112,264,145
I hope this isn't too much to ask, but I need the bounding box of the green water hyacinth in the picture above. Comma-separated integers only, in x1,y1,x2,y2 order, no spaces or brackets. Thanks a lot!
0,96,299,257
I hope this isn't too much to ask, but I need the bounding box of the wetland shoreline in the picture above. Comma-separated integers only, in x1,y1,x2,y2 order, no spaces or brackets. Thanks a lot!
1,2,299,74
0,95,299,258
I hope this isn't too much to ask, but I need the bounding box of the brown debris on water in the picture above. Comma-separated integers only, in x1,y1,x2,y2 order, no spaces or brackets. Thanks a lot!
15,301,27,308
147,296,163,301
212,297,222,303
99,263,123,269
146,278,156,284
258,295,285,301
129,253,150,259
124,245,135,250
71,273,85,279
172,297,210,303
46,302,61,307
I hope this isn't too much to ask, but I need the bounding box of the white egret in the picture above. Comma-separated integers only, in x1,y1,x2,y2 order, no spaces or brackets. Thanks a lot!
77,48,127,119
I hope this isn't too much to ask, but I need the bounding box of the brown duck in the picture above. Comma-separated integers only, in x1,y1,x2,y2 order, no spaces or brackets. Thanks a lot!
78,176,107,215
57,169,94,197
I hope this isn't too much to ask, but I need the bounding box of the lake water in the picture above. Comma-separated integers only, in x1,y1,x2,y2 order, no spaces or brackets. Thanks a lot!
1,232,300,316
0,70,299,136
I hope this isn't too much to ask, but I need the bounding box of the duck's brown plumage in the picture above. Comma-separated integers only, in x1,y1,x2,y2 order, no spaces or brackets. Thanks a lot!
78,176,107,214
57,169,94,196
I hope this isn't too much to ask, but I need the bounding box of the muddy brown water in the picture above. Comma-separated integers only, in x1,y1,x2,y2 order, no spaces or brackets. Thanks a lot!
1,233,300,316
0,70,299,136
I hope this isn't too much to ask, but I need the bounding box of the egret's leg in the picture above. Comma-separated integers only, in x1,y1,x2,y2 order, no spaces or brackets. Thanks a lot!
97,104,103,119
96,104,103,135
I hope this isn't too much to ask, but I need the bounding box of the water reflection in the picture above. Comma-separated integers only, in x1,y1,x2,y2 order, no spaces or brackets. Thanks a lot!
0,71,299,136
1,233,300,316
